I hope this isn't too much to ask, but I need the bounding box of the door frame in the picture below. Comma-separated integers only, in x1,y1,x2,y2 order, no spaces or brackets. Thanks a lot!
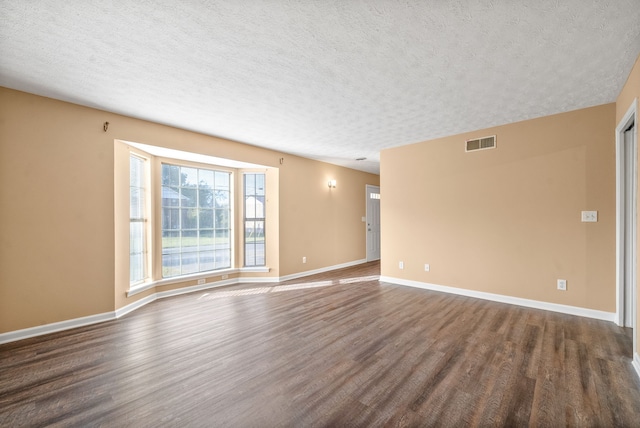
366,184,381,261
615,99,637,356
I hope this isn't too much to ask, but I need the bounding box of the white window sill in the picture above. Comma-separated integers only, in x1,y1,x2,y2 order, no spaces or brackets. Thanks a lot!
127,266,271,297
127,281,157,297
239,266,270,273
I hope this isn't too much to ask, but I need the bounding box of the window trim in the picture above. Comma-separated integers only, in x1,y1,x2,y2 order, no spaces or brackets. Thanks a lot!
243,172,266,267
160,162,233,278
129,153,149,286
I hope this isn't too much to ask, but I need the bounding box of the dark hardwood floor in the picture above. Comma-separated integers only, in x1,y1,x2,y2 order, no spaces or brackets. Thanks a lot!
1,261,639,427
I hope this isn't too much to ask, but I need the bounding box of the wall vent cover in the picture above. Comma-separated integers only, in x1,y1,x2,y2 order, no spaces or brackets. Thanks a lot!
465,135,496,152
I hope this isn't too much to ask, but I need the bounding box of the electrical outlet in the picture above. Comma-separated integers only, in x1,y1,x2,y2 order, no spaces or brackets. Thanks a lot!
197,279,206,285
303,256,307,263
399,261,404,269
581,211,598,222
557,279,567,291
424,264,430,272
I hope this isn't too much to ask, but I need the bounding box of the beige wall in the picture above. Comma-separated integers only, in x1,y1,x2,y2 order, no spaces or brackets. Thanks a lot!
0,87,379,333
0,91,117,331
279,155,374,275
616,54,640,352
381,104,616,312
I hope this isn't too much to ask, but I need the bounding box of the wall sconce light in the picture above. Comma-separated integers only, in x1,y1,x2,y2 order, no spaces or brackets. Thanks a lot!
328,179,337,188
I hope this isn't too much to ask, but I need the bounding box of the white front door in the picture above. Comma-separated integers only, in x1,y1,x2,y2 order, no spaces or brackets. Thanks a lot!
366,185,381,261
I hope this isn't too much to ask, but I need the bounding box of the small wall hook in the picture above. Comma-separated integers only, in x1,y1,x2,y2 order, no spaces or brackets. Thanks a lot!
103,121,109,132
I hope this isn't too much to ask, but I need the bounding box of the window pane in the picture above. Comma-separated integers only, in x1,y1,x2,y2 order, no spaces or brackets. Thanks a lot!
199,209,214,229
215,249,231,269
163,164,180,187
255,243,265,266
181,252,199,274
244,174,255,195
215,190,230,209
130,222,144,253
215,209,229,229
162,254,180,277
163,231,180,250
199,230,214,249
245,220,255,242
163,208,180,230
130,252,144,282
199,251,215,271
256,174,265,195
215,229,229,246
254,221,265,240
181,230,197,248
199,169,214,187
255,196,265,218
199,188,214,208
130,187,142,219
245,197,256,219
130,222,145,282
181,167,198,187
181,208,197,229
215,171,230,190
162,186,181,207
130,159,142,187
181,188,197,207
245,242,256,267
161,163,233,278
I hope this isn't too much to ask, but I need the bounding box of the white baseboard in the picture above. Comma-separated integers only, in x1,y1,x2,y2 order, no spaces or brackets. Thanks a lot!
0,260,368,345
115,293,157,318
279,259,367,282
633,353,640,380
0,311,115,345
380,276,616,323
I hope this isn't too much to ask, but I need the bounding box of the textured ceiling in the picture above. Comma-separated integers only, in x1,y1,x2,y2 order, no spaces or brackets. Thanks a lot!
1,1,639,174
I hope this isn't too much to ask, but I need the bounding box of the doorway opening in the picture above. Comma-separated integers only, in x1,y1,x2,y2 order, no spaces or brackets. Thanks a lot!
616,99,637,360
366,185,381,261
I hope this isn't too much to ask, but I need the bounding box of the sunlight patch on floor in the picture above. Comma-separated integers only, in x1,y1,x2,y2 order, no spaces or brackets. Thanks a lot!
198,275,379,300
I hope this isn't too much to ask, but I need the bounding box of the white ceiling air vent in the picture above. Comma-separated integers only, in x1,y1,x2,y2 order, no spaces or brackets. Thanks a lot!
465,135,496,152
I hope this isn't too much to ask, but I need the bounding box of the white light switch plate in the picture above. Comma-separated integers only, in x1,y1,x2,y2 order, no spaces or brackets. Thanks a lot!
581,211,598,222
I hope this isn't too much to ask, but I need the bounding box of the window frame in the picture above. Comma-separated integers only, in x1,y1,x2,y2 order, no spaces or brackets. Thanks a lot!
243,172,266,267
160,162,233,278
129,153,149,285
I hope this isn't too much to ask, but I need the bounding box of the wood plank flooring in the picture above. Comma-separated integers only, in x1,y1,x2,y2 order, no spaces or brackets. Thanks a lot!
1,261,639,427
